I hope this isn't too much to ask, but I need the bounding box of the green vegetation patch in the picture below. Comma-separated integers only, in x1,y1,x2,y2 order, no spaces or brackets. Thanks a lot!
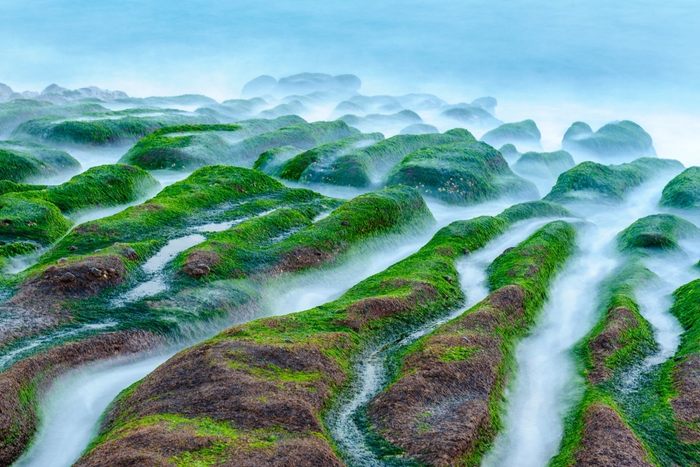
512,150,575,179
545,158,684,204
480,119,541,148
562,120,656,160
301,129,476,187
385,141,538,205
659,166,700,210
617,214,700,253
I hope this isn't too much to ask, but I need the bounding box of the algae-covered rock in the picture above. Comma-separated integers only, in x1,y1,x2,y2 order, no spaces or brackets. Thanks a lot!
0,149,57,183
545,158,684,204
399,123,439,135
481,119,541,149
0,181,45,197
257,100,308,119
499,143,521,162
386,141,539,204
252,146,302,174
513,150,576,179
0,141,81,175
471,96,498,115
199,97,268,122
0,192,72,245
347,95,402,114
562,120,656,161
11,109,218,146
265,133,384,181
660,167,700,210
338,110,422,133
617,214,700,252
0,99,107,135
439,105,502,128
119,116,303,171
225,120,360,167
302,128,476,187
45,165,161,214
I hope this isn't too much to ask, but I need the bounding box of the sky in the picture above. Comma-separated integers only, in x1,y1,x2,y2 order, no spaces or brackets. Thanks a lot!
0,0,698,162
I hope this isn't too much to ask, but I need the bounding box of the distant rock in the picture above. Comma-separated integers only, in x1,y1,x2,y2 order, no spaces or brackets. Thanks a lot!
0,83,13,102
512,150,576,179
481,119,542,150
242,73,361,98
338,110,422,133
499,143,522,163
241,75,277,98
562,120,656,162
471,96,498,115
400,123,439,135
396,93,446,111
38,84,129,103
439,105,503,129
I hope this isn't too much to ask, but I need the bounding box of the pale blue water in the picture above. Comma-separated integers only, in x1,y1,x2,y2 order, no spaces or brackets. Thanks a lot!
1,0,698,108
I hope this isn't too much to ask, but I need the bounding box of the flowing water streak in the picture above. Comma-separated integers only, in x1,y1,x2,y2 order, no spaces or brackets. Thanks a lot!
9,197,514,467
327,218,557,466
481,174,678,467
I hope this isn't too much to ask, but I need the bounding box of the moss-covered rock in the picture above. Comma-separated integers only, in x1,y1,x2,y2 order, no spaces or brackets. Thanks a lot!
0,191,73,245
399,123,439,135
0,99,106,135
0,141,80,175
545,158,684,204
616,214,700,252
480,119,541,149
338,110,422,132
385,141,539,204
301,129,477,187
252,146,301,174
224,120,360,168
257,100,308,119
562,120,656,161
11,109,218,147
71,205,567,467
366,220,576,465
439,105,502,128
0,181,45,197
498,143,521,163
512,150,576,179
0,149,56,183
119,116,303,171
45,165,161,214
263,133,384,181
659,167,700,210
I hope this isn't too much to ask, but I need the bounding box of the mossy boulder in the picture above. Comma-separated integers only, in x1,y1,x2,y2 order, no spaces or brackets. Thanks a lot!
617,214,700,252
11,109,218,147
562,120,656,161
301,129,477,187
481,119,541,149
0,141,80,174
252,146,301,174
264,133,384,181
471,96,498,115
0,99,106,135
512,150,576,179
439,105,502,128
385,141,539,204
225,120,360,168
45,165,160,214
660,167,700,210
0,192,73,245
399,124,439,135
499,143,521,162
545,158,684,204
0,143,80,183
0,181,45,197
119,116,303,171
338,110,422,132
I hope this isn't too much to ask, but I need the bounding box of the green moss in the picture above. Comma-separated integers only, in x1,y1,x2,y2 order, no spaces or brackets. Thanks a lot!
481,119,541,148
45,164,160,213
562,120,656,160
11,109,217,146
659,167,700,210
225,120,360,167
0,149,53,183
252,146,301,174
512,150,575,178
0,141,81,175
119,116,304,171
268,132,384,180
439,346,477,362
385,141,539,205
439,106,502,128
0,181,46,197
0,99,106,135
301,129,476,187
617,214,700,253
545,158,684,204
0,191,73,244
496,200,573,224
337,110,422,131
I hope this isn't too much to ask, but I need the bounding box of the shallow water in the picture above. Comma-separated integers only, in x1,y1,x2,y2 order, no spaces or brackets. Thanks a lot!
481,174,679,467
327,217,557,466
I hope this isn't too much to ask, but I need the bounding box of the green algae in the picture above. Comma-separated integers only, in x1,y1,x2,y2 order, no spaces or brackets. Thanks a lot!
119,116,304,171
480,119,541,148
545,158,684,204
659,167,700,210
385,141,539,205
562,120,656,160
617,214,700,253
512,150,575,179
301,129,477,188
